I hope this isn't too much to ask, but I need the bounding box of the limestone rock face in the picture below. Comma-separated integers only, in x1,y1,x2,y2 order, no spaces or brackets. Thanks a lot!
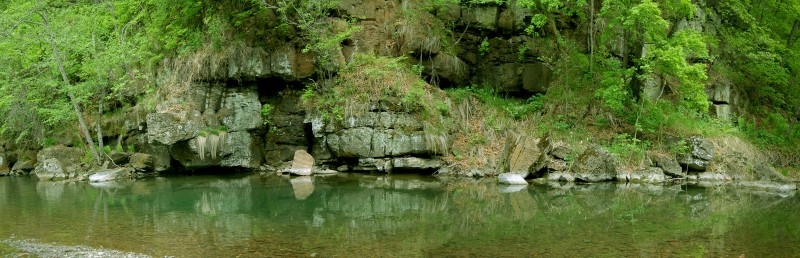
220,88,263,132
171,131,262,169
467,6,498,31
422,53,469,86
310,112,444,159
678,136,714,171
522,63,553,94
146,83,265,170
570,146,617,182
146,111,205,146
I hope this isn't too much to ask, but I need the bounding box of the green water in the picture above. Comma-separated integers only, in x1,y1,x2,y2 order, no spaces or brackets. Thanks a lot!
0,174,798,257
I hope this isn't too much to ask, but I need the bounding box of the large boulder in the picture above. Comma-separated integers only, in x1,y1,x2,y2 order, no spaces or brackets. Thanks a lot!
129,153,155,172
570,146,617,182
89,167,134,182
652,153,684,177
34,158,68,181
288,150,314,176
33,146,84,180
678,136,714,171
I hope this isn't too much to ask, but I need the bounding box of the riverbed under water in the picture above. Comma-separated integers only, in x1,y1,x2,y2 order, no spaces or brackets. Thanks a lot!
1,173,798,257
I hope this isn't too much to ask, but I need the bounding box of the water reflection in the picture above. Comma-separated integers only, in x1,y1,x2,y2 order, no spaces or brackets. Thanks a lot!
290,176,314,200
0,174,798,257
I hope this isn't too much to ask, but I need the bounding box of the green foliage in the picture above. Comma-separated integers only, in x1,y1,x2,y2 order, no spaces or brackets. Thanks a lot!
644,30,710,112
302,54,447,123
40,138,57,148
411,64,425,76
272,0,362,70
115,144,124,153
127,144,135,153
607,133,650,164
595,58,632,114
260,103,274,125
447,86,543,120
478,38,490,55
103,145,112,154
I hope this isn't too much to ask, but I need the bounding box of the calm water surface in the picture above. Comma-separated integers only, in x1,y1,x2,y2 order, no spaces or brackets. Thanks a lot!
1,173,798,257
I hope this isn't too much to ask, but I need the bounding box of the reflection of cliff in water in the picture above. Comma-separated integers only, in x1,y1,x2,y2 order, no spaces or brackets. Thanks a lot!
0,175,797,257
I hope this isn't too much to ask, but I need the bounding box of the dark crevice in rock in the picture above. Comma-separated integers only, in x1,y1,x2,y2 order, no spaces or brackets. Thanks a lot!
304,122,314,154
166,156,186,174
527,166,548,180
711,100,729,105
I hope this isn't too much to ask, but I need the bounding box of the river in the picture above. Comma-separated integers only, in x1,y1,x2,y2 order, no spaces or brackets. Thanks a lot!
1,173,798,257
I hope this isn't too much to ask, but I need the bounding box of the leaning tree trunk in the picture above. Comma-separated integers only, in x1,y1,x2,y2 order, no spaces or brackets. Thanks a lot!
38,0,101,164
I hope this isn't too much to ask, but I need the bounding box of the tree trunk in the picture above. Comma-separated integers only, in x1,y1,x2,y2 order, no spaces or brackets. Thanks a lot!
787,19,799,48
92,31,105,154
39,0,101,164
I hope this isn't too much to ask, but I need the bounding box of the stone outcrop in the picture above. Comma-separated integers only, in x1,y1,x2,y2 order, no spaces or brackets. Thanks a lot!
569,146,617,182
678,136,714,171
309,111,445,159
146,83,264,170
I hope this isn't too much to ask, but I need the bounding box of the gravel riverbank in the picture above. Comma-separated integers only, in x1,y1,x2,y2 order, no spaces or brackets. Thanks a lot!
1,239,151,258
